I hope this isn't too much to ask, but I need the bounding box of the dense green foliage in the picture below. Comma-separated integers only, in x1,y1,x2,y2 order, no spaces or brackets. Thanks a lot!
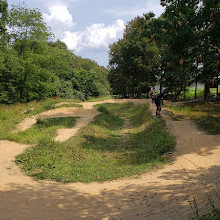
0,2,110,104
0,0,8,36
109,13,159,97
15,103,175,182
109,0,220,101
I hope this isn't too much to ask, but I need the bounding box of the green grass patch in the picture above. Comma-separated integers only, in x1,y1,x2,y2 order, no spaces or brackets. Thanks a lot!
16,103,175,183
87,95,113,102
54,103,82,108
164,100,220,134
94,105,124,130
0,97,82,140
36,117,77,128
129,104,152,127
95,102,151,127
0,103,26,140
196,116,220,135
198,209,220,220
23,98,81,116
8,117,78,145
124,119,175,164
179,86,219,100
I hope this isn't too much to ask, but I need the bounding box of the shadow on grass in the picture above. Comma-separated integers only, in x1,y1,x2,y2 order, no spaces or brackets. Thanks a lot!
81,119,175,166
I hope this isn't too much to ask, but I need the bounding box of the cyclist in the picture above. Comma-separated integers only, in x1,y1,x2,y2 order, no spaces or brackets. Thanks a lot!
154,93,164,118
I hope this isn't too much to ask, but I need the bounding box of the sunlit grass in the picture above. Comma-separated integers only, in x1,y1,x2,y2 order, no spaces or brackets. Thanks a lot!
179,87,219,100
0,97,81,140
87,95,113,102
7,117,78,145
16,103,175,183
164,100,220,134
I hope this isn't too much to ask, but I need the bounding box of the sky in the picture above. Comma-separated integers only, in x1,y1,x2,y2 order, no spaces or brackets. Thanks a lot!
7,0,164,67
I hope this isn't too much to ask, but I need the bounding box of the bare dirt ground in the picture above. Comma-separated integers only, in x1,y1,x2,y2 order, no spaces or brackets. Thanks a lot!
0,99,219,220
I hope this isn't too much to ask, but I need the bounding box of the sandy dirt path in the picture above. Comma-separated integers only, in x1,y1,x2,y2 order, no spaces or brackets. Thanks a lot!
0,99,219,220
14,99,145,142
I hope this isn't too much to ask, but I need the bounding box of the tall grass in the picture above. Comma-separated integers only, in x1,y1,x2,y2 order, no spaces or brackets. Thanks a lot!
8,117,78,144
16,103,175,182
165,101,220,135
0,97,81,140
198,210,220,220
0,103,25,140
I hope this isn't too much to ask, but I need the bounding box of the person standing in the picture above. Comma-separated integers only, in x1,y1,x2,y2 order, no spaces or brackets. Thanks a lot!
154,93,164,117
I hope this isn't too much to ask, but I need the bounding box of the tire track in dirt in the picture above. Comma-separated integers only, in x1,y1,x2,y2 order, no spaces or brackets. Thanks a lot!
0,99,219,220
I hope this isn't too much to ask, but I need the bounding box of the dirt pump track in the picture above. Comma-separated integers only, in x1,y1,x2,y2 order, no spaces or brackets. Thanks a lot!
0,99,219,220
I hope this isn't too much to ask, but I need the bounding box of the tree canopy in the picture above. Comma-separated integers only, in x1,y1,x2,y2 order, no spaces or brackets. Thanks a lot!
109,13,159,97
108,0,220,101
0,1,110,104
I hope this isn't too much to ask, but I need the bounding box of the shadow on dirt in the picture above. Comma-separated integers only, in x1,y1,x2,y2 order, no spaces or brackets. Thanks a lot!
0,166,219,220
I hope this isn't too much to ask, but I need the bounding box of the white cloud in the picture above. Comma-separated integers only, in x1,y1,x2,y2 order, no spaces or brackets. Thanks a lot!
85,19,125,49
43,4,125,52
63,31,83,51
62,19,125,51
43,6,75,27
105,0,164,18
43,5,76,40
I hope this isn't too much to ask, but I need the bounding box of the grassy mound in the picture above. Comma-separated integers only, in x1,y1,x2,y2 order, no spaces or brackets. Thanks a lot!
15,102,175,183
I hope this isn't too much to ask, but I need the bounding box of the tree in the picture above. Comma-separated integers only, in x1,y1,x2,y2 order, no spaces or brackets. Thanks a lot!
0,0,8,48
0,47,23,103
0,0,8,36
196,0,220,101
8,3,52,101
109,13,159,97
160,0,220,102
156,0,200,100
0,2,111,104
46,40,110,100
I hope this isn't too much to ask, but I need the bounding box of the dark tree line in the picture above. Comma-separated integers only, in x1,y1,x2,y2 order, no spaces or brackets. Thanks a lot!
108,0,220,101
0,1,110,104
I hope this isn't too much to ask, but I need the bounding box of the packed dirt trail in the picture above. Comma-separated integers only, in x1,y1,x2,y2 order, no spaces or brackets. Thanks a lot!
0,99,219,220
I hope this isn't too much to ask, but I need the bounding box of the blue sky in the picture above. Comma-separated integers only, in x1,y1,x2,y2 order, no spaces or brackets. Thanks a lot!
8,0,164,67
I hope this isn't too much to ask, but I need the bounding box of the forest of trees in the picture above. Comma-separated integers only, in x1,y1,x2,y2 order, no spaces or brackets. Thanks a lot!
0,1,110,104
108,0,220,101
0,0,219,104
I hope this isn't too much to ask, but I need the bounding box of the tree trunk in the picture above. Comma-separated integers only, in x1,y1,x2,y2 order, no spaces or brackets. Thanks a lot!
160,83,162,94
217,74,219,99
123,84,126,98
173,87,182,102
204,81,210,103
195,81,197,99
